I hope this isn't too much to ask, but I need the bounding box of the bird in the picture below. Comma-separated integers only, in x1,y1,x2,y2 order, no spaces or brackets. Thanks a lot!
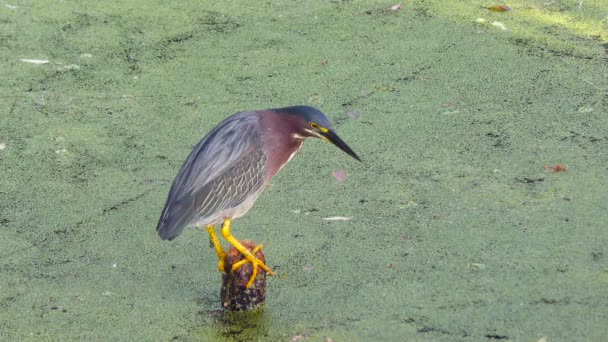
157,105,360,288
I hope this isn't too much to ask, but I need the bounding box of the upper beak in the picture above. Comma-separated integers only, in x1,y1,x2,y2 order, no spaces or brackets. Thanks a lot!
321,129,361,162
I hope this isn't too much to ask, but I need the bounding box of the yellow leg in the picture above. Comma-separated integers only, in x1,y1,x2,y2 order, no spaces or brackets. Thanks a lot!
206,225,226,273
220,218,274,288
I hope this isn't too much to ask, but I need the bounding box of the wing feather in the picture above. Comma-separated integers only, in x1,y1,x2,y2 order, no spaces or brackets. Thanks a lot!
157,111,266,240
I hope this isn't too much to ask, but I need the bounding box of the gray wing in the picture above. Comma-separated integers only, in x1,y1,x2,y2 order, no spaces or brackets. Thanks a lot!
157,111,267,240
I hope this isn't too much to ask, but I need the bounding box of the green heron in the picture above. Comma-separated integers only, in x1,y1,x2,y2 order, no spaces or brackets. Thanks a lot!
157,105,360,288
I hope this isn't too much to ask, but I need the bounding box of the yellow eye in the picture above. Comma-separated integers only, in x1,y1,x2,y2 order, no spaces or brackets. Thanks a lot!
310,122,319,129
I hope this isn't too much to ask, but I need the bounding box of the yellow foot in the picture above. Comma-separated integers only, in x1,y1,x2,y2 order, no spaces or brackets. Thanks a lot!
231,245,263,271
221,219,275,288
232,244,275,288
230,244,276,287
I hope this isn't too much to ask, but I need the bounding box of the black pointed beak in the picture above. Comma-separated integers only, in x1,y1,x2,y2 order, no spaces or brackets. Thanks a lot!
322,129,361,162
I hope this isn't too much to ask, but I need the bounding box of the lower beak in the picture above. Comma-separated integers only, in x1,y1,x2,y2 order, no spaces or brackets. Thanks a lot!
321,130,361,162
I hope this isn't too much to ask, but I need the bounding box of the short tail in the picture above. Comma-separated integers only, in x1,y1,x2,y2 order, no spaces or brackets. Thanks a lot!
156,196,193,240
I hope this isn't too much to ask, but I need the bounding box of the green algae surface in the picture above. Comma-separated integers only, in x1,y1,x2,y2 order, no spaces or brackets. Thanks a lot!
1,1,607,340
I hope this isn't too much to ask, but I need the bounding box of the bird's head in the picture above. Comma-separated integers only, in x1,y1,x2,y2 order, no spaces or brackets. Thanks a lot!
273,105,361,161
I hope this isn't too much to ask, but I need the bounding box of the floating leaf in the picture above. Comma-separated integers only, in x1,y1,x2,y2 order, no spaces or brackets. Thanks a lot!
346,110,361,120
577,106,593,113
389,2,403,11
491,21,507,30
302,264,315,272
322,216,352,221
331,170,348,182
487,5,511,12
19,58,49,64
549,164,567,173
